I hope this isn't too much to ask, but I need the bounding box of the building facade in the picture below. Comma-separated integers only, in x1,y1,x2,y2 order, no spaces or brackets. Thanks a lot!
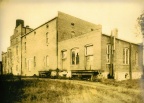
2,12,143,80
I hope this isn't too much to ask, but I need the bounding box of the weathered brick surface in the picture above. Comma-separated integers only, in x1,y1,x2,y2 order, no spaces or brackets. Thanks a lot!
57,11,101,42
21,19,57,76
58,30,102,70
101,34,143,80
2,12,143,80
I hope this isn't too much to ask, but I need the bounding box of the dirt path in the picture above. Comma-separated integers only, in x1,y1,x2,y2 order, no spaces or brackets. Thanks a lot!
48,79,144,103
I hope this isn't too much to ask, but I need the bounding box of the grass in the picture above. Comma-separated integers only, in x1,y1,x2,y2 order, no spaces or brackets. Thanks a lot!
101,79,144,89
0,78,144,103
0,78,87,103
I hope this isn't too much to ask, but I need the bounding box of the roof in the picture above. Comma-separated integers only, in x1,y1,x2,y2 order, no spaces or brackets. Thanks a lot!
102,33,142,45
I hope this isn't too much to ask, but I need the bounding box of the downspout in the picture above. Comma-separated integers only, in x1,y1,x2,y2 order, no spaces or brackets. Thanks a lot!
129,43,132,80
56,18,58,70
20,26,23,76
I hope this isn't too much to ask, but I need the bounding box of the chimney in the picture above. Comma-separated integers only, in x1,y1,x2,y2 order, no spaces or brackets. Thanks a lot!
16,19,24,28
111,28,118,38
26,25,29,28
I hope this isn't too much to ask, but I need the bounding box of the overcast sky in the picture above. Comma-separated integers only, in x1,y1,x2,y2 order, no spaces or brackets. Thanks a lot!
0,0,144,60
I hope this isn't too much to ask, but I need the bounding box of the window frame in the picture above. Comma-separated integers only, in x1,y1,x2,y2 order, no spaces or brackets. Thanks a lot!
71,47,79,65
123,48,129,65
106,44,111,64
85,44,93,56
61,50,67,59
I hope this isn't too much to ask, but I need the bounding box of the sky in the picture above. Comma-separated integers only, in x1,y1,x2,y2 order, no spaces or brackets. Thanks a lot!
0,0,144,61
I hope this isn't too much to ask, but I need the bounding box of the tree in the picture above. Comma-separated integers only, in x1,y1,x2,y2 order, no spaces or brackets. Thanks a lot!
137,11,144,36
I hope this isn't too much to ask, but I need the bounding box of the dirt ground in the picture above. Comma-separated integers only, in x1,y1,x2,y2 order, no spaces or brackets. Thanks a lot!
1,78,144,103
50,79,144,103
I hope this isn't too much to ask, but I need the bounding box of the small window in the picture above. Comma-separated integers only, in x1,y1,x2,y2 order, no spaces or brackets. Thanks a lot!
106,44,111,63
46,24,49,28
16,38,18,43
24,42,26,52
46,32,49,43
25,58,27,68
135,51,138,65
16,65,18,71
16,46,18,55
71,48,79,65
34,31,36,34
46,55,49,67
71,23,75,26
85,45,93,56
91,28,94,31
62,50,67,59
71,31,75,38
123,48,129,65
34,56,36,67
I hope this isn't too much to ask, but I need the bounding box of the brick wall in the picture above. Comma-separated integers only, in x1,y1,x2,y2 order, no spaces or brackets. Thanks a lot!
101,34,143,80
57,11,101,42
21,18,57,76
58,30,102,71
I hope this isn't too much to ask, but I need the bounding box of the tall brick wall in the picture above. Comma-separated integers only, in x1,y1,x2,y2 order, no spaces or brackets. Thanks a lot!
21,18,57,76
57,11,101,42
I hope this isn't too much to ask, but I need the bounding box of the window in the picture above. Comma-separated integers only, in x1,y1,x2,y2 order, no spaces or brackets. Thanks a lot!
71,23,75,26
46,32,48,43
16,46,18,55
34,56,36,67
46,24,49,28
71,31,75,38
135,51,138,65
106,44,111,63
46,55,49,67
34,31,36,34
16,38,18,43
85,45,93,70
25,58,27,68
123,48,129,65
62,50,67,59
24,42,26,52
71,48,79,65
85,45,93,56
16,65,18,71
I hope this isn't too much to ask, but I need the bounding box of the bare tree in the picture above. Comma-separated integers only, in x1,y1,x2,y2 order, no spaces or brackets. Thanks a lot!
137,11,144,36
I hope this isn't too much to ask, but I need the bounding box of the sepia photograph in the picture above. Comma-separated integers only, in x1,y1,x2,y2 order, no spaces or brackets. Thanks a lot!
0,0,144,103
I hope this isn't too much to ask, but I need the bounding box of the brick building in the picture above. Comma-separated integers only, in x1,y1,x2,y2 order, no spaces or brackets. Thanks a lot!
2,12,143,80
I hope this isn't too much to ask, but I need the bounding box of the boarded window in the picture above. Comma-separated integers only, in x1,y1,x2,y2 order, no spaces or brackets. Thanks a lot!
85,45,93,70
71,48,79,65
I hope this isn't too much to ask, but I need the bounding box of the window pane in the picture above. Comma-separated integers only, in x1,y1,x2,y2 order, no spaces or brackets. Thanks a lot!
71,48,79,65
72,51,75,64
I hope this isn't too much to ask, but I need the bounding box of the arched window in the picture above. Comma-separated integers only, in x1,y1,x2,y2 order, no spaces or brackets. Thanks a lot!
71,48,79,65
